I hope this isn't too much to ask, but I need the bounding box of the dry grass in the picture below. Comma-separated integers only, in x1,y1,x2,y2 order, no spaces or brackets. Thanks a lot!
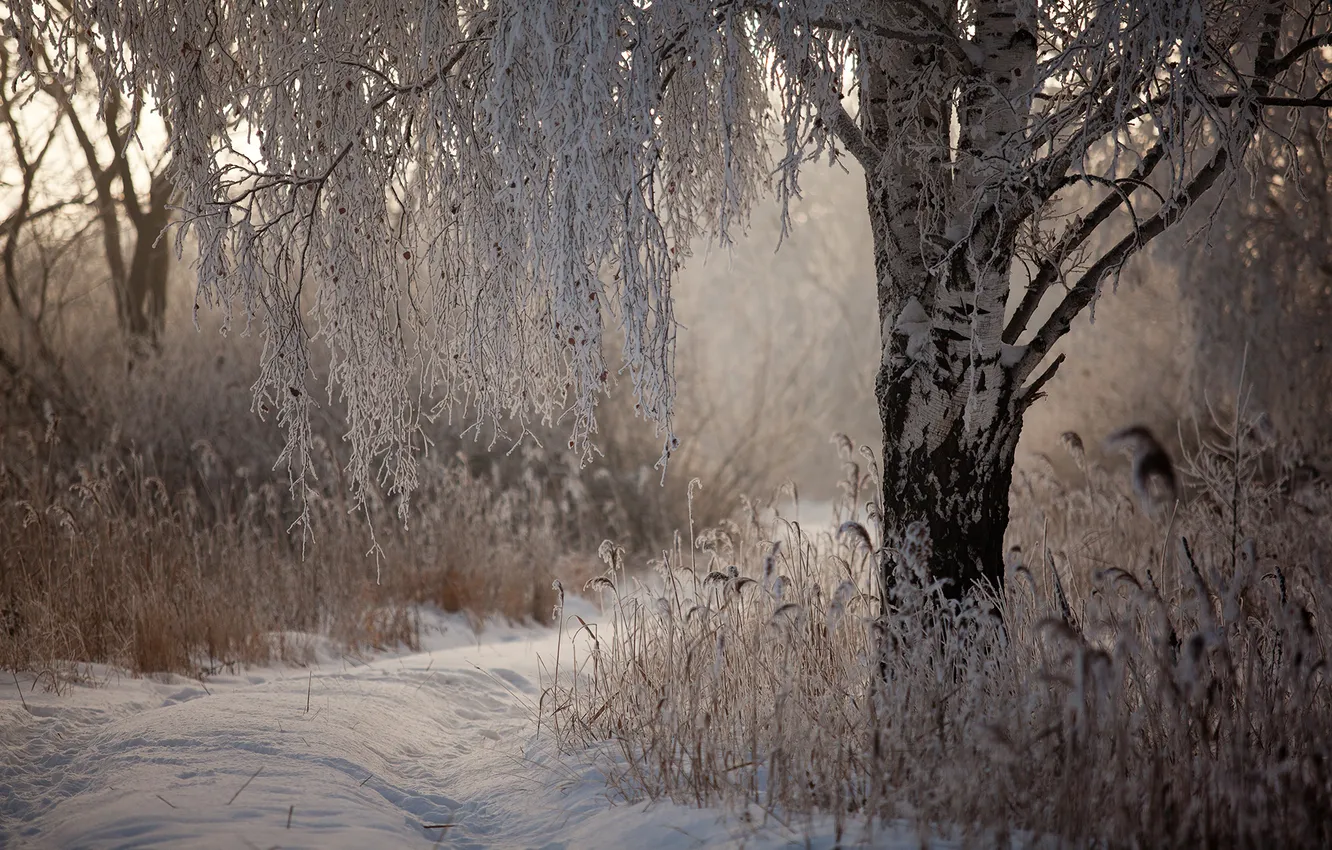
1,288,760,681
0,419,563,678
553,419,1332,848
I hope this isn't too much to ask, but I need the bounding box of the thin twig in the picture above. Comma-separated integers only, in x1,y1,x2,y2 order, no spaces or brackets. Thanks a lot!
227,767,263,806
1231,344,1248,578
12,671,28,712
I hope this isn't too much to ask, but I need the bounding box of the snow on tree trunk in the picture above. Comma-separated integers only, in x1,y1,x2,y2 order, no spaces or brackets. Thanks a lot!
876,385,1020,595
868,171,1030,594
860,0,1036,595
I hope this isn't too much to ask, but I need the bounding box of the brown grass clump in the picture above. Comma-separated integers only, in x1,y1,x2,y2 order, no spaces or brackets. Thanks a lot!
0,421,562,678
1,292,755,680
554,419,1332,848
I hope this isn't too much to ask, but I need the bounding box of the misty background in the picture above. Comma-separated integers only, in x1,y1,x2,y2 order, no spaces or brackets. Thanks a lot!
4,137,1321,506
677,157,1201,501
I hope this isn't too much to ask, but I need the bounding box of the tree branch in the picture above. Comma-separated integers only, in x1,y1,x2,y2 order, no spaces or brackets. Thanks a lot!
1018,352,1064,407
1013,144,1234,384
101,91,145,226
203,30,485,222
760,2,978,74
1021,73,1143,211
893,0,964,43
822,99,881,171
48,82,129,296
0,200,81,234
1213,93,1332,109
809,13,969,55
1,74,66,326
1269,33,1332,76
1003,139,1168,344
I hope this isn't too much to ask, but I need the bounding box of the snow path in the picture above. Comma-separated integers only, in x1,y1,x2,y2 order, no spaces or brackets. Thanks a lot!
0,602,889,849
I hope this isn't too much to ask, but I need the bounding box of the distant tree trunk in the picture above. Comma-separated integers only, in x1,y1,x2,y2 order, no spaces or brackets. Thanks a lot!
55,84,172,348
124,171,173,342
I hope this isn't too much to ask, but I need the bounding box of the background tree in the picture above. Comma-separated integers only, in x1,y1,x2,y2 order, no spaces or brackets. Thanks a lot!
7,0,1329,593
1178,89,1332,448
1,22,174,425
1,42,77,413
49,82,175,347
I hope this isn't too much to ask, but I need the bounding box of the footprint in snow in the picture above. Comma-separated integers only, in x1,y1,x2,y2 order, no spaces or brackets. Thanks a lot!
160,688,207,707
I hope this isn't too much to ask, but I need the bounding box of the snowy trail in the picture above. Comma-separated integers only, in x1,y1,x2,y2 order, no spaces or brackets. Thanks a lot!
3,614,561,848
1,604,853,849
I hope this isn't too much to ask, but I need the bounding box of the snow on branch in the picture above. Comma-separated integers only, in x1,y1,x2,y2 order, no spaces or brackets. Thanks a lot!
865,0,1330,411
1002,0,1329,379
3,0,857,521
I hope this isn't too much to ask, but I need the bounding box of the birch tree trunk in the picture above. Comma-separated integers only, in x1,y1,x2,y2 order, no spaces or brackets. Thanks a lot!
862,0,1039,596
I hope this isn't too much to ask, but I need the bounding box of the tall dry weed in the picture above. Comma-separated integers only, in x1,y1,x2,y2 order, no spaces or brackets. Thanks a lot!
0,418,563,678
554,423,1332,847
3,302,753,679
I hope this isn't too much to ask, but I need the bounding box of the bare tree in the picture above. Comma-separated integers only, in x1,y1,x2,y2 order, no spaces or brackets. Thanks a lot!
53,84,175,345
0,24,174,365
0,38,85,414
8,1,1329,592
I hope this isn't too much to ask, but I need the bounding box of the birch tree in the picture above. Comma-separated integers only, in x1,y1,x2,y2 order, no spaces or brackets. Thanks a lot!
7,0,1329,595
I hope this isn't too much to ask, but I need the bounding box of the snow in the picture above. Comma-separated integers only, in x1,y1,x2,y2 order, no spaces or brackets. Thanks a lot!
0,600,926,849
999,343,1026,369
893,297,933,362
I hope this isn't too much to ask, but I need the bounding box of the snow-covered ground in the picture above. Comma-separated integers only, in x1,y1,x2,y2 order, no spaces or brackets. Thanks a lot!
0,597,922,849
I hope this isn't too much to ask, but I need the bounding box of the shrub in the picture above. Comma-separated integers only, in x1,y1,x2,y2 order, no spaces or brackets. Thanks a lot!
554,424,1332,848
0,420,561,677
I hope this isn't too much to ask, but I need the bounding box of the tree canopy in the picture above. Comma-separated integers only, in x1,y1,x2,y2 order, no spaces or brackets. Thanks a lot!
6,1,1329,539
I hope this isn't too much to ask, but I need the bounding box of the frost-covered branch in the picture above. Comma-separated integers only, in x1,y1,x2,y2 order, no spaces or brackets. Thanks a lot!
1014,142,1237,384
4,0,1328,545
800,10,980,73
3,0,853,521
821,98,881,170
1006,1,1328,383
1270,32,1332,76
1003,140,1169,345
